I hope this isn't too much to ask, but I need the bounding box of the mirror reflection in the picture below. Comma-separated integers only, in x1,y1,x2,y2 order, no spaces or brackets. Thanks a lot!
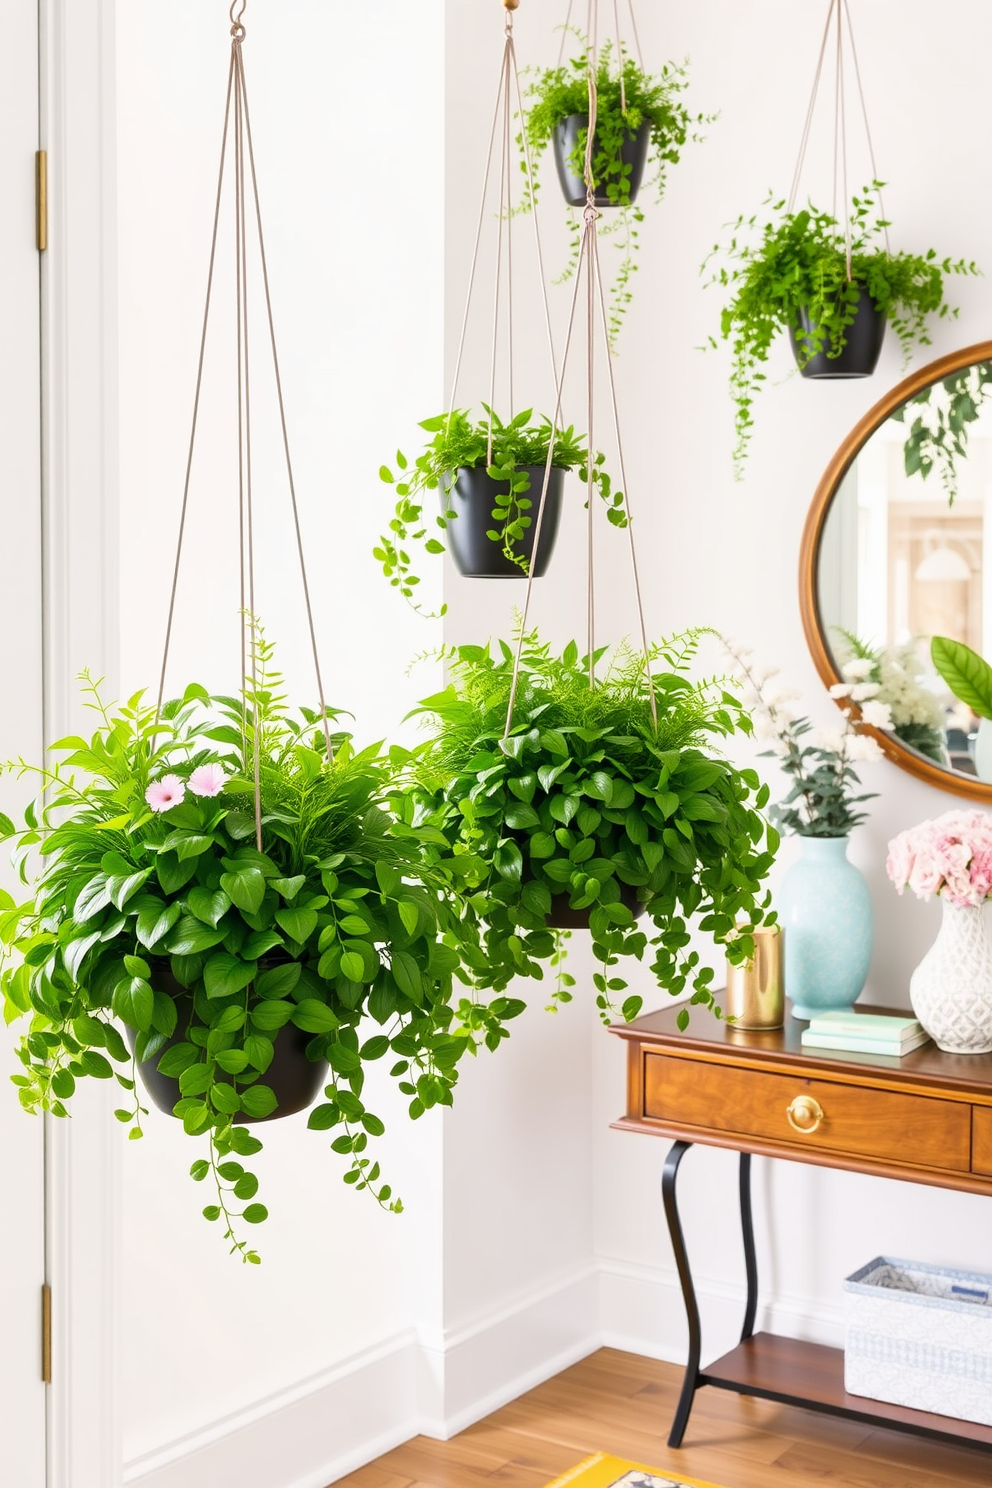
818,357,992,781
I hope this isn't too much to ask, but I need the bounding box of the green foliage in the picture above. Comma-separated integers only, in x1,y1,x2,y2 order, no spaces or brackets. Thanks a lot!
931,635,992,721
891,359,992,505
0,634,509,1259
521,39,710,346
374,406,625,613
704,186,980,476
405,630,778,1028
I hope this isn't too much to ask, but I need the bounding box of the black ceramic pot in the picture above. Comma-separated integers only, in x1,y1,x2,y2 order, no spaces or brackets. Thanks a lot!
129,967,328,1122
789,287,886,379
547,882,646,931
441,464,563,578
552,114,651,208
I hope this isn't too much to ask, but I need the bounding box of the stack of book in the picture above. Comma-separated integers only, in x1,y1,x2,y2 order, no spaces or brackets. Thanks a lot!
800,1010,932,1057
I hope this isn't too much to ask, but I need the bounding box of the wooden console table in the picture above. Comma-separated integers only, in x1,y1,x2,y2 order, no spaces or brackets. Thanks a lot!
610,999,992,1453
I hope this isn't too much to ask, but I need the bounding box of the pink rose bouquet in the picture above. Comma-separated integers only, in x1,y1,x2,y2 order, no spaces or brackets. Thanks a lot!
887,809,992,908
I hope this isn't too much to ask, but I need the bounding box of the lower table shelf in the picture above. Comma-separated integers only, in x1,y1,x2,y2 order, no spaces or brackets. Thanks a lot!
702,1333,992,1450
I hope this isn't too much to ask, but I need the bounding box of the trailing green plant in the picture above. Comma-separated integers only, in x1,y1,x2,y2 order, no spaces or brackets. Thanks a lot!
374,406,626,614
404,629,778,1031
520,38,710,346
0,635,521,1261
703,186,979,476
891,359,992,505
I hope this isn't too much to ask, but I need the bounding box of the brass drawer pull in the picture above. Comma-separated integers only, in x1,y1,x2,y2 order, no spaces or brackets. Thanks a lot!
787,1095,825,1134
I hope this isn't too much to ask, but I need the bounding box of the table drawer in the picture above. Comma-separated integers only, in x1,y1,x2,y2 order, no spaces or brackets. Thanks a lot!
974,1107,992,1177
643,1054,971,1172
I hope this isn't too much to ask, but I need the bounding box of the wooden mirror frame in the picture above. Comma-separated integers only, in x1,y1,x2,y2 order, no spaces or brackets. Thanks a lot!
799,338,992,803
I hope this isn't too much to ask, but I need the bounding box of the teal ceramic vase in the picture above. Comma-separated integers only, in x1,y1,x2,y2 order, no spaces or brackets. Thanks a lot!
778,835,872,1020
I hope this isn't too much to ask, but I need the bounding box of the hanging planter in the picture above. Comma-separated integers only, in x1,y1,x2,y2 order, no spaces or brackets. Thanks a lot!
407,632,778,1025
376,408,626,607
128,969,328,1122
702,0,979,476
522,33,710,344
0,9,517,1263
443,464,564,578
551,112,651,208
789,283,886,379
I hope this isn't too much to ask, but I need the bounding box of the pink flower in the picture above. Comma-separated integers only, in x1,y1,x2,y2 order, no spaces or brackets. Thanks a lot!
188,763,228,797
145,774,186,813
888,809,992,906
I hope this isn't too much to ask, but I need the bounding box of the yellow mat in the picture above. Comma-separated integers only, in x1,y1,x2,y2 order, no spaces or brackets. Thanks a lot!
545,1454,725,1488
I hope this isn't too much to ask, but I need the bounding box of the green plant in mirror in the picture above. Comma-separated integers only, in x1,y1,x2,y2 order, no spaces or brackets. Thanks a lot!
703,186,979,476
520,38,711,347
931,635,992,721
404,628,778,1032
374,406,626,615
891,360,992,506
0,634,519,1261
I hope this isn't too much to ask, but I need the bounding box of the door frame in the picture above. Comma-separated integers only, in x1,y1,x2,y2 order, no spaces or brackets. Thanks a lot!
39,3,122,1484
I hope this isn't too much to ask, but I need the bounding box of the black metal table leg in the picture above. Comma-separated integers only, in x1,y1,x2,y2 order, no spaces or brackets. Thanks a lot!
662,1140,701,1448
740,1152,758,1342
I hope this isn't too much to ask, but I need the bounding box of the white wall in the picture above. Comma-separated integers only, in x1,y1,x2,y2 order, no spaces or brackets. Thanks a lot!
110,0,992,1482
441,0,992,1370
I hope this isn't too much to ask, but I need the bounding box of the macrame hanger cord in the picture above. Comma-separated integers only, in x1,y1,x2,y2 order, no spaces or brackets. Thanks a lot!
842,0,891,257
832,0,853,280
612,0,627,116
584,0,599,685
786,0,835,216
155,5,335,847
154,50,236,743
557,0,575,67
625,0,644,70
234,37,336,770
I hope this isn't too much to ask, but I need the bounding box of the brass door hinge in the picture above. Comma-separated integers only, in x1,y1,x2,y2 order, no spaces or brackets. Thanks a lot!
36,151,47,252
41,1284,51,1383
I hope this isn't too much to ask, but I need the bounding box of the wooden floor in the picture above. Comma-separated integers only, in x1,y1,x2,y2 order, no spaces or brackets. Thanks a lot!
334,1348,990,1488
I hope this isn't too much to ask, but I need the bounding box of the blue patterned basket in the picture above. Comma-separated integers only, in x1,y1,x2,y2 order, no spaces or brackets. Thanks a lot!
844,1255,992,1426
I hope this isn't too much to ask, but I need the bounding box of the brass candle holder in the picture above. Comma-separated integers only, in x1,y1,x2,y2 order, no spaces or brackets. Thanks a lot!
725,925,784,1030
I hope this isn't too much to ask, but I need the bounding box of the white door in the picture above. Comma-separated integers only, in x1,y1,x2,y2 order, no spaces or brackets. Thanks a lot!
0,0,48,1483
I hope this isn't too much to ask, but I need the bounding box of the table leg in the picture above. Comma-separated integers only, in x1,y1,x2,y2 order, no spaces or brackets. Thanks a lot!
740,1152,758,1342
662,1139,700,1449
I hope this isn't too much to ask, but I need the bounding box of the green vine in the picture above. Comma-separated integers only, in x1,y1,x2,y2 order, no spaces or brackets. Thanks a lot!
520,38,711,348
374,406,626,615
703,185,980,476
891,359,992,505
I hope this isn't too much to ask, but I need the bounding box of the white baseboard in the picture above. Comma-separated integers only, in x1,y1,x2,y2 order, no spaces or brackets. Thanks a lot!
123,1265,600,1488
598,1256,845,1362
124,1257,837,1488
122,1331,420,1488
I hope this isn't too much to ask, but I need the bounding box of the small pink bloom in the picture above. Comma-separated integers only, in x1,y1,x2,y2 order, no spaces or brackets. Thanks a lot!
145,774,186,813
188,763,228,798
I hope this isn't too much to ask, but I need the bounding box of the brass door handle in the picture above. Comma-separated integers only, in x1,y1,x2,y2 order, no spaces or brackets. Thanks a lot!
786,1094,825,1134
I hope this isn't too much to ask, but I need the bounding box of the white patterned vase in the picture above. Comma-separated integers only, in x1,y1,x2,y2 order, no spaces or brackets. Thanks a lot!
910,900,992,1054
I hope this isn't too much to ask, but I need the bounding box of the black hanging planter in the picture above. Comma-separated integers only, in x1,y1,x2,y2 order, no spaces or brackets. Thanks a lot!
552,114,651,209
547,882,646,930
789,286,886,379
441,464,564,579
129,967,328,1123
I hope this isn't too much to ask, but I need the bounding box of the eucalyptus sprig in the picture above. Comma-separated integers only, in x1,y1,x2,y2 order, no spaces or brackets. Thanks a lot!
374,406,626,615
405,629,778,1031
704,186,980,476
521,39,711,347
0,635,520,1259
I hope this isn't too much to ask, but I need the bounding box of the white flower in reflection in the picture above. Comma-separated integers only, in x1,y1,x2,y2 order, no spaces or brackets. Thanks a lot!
860,700,894,732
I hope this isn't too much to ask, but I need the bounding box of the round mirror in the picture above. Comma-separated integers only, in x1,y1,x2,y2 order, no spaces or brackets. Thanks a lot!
801,340,992,801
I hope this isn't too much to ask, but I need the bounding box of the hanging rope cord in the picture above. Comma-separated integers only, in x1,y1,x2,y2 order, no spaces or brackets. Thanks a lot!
503,0,658,737
154,8,335,851
786,0,890,280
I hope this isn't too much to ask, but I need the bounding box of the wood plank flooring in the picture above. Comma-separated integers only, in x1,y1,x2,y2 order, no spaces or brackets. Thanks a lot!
333,1348,991,1488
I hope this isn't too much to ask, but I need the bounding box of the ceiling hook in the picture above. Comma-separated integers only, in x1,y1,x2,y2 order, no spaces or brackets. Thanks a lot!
230,0,247,38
